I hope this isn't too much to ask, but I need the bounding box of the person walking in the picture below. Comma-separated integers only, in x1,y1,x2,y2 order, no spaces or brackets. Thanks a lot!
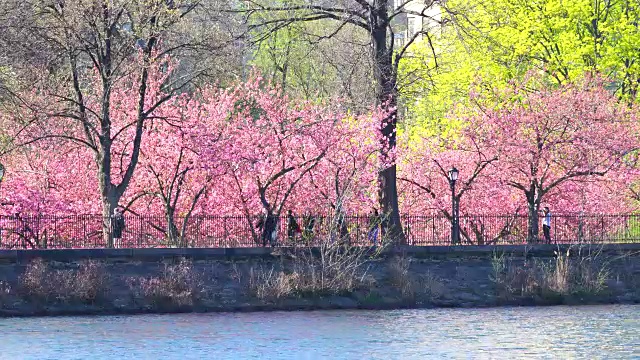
255,209,278,247
111,206,126,247
287,210,301,242
367,209,380,246
542,207,551,244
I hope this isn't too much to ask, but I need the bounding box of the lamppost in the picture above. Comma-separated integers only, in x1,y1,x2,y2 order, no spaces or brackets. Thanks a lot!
0,163,4,212
0,164,3,244
448,167,460,245
0,163,4,197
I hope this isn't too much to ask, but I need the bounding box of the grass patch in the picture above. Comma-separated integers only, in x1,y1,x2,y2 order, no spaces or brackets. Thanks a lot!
0,280,12,307
130,258,202,308
238,239,388,301
388,255,446,303
244,265,297,301
491,247,611,303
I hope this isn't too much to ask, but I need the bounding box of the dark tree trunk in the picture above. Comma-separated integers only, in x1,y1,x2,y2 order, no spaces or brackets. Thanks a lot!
167,208,180,247
526,189,540,244
371,0,404,243
101,192,118,248
98,147,119,248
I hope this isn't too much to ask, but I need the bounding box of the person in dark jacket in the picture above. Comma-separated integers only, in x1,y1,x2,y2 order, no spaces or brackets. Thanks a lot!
112,206,125,242
287,210,301,242
255,210,278,247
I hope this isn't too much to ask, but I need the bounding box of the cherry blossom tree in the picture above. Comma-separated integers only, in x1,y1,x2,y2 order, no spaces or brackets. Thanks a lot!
397,75,640,244
0,137,104,248
126,95,221,247
398,132,522,245
0,72,386,247
190,76,347,245
0,54,203,246
227,0,456,242
301,111,382,242
462,76,640,242
2,68,639,249
0,0,216,248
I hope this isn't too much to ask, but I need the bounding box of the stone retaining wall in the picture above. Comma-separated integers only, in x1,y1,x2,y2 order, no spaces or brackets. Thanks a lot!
0,244,638,317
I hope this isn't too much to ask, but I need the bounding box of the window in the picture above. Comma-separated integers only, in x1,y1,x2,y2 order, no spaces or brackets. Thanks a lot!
408,17,416,37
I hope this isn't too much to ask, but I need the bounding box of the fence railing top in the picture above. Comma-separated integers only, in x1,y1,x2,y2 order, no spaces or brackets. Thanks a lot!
1,213,639,218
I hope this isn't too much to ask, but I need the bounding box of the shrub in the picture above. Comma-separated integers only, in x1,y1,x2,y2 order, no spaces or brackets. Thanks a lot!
573,251,609,295
238,240,383,300
246,265,297,301
20,259,109,304
68,260,109,304
135,258,201,308
545,249,571,295
19,258,49,301
418,271,447,300
491,247,611,301
288,239,382,296
388,256,447,302
51,269,76,303
388,255,415,299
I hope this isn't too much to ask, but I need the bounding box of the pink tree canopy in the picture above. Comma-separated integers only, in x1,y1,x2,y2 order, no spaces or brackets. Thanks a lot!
2,69,640,248
397,75,640,244
459,75,640,242
188,76,375,245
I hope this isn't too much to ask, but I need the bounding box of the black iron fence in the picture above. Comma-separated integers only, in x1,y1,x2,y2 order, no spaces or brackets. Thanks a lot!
0,213,639,249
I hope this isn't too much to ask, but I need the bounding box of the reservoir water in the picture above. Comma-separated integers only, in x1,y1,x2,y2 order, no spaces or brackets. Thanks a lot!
0,305,637,359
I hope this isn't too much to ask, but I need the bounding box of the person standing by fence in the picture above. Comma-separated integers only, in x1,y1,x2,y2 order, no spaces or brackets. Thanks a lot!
542,207,551,244
255,210,278,247
111,207,125,248
367,209,380,246
287,210,301,242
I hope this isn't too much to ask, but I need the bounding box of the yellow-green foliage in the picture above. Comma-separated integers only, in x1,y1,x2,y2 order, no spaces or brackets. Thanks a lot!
399,0,640,138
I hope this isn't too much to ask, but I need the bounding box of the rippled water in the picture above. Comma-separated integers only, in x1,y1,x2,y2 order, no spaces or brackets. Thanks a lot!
0,305,638,359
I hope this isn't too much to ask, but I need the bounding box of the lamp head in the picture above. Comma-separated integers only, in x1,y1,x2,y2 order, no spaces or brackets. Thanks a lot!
448,167,459,182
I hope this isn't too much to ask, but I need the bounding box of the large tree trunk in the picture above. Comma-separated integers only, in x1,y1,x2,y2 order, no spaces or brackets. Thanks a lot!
379,166,403,242
526,194,540,244
101,192,118,248
371,2,405,243
166,208,180,247
98,142,120,248
99,32,116,248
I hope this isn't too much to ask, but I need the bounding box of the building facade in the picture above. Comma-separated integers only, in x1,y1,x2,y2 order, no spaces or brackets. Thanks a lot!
392,0,443,48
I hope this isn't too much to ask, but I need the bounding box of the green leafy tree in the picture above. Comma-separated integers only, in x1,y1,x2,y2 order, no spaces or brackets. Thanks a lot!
250,14,374,110
400,0,640,134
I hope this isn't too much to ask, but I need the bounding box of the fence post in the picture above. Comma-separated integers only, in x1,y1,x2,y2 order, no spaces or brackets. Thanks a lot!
431,215,436,245
54,215,58,248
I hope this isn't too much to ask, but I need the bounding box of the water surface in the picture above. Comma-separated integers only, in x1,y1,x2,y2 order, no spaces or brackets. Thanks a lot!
0,305,637,359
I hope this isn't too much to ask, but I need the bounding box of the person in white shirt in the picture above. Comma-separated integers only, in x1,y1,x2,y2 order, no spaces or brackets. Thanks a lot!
542,207,551,243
